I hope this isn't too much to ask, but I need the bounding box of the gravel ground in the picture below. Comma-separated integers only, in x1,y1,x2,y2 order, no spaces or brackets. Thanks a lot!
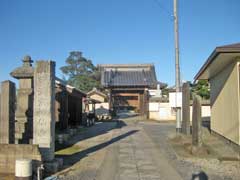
140,121,240,180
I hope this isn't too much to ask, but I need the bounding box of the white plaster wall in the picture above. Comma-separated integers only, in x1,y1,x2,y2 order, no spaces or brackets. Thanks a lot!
149,102,175,121
149,102,211,122
190,105,211,122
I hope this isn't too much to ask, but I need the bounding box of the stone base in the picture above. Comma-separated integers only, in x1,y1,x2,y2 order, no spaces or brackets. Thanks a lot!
44,158,63,173
0,144,42,174
56,133,70,143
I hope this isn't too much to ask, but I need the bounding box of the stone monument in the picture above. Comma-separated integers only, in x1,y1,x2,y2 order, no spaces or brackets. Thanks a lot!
11,56,34,144
33,61,55,161
192,95,202,147
0,80,16,144
182,82,190,135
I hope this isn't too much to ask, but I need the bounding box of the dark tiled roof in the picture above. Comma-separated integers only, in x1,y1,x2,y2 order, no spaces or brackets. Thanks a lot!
87,88,107,98
99,64,157,87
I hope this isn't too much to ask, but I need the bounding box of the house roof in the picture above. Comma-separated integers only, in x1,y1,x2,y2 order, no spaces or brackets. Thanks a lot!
194,43,240,80
87,88,107,98
98,64,157,88
55,77,86,97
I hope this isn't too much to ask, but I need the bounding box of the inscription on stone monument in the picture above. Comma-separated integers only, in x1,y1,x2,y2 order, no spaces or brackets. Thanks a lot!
33,61,55,161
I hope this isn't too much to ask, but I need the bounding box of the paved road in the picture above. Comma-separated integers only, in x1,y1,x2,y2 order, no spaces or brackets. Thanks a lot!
96,119,183,180
55,116,224,180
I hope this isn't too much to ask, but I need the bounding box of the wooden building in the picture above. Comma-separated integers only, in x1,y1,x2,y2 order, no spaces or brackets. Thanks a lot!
55,78,86,130
98,64,157,116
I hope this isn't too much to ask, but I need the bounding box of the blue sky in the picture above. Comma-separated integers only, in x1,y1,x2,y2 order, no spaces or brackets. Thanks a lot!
0,0,239,86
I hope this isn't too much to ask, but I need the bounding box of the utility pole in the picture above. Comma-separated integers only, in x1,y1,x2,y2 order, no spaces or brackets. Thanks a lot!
174,0,181,133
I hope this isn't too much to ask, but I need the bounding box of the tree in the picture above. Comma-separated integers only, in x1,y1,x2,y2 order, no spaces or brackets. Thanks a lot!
60,51,100,92
191,80,210,100
160,84,169,97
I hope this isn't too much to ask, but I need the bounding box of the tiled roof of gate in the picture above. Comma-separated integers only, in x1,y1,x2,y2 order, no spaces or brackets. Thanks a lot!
98,64,157,87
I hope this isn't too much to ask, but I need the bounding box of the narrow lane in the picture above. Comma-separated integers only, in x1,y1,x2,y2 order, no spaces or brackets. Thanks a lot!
56,117,225,180
56,117,183,180
97,117,183,180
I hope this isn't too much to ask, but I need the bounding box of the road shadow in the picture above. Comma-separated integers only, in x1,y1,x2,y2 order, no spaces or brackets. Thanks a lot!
192,171,208,180
55,120,127,152
116,112,139,119
56,129,138,171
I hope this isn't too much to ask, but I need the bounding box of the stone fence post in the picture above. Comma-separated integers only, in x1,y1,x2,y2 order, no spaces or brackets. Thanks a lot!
192,95,202,147
182,82,190,135
0,80,16,144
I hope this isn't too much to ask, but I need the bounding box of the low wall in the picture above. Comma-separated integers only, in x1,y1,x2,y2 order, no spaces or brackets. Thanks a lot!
0,144,42,174
149,103,175,121
149,102,211,122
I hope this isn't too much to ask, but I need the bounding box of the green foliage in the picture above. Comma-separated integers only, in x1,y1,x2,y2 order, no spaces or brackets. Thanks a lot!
161,86,169,97
60,51,100,92
68,75,100,93
191,80,210,100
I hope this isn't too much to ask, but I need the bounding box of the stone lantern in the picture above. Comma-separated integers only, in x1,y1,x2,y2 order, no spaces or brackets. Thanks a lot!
10,55,34,144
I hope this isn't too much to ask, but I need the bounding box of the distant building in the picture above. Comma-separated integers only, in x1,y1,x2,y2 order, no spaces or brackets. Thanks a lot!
55,77,86,129
87,88,108,103
98,64,157,116
87,88,110,119
195,43,240,147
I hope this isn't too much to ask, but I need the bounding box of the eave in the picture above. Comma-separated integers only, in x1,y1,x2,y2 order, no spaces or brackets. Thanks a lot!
194,43,240,81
